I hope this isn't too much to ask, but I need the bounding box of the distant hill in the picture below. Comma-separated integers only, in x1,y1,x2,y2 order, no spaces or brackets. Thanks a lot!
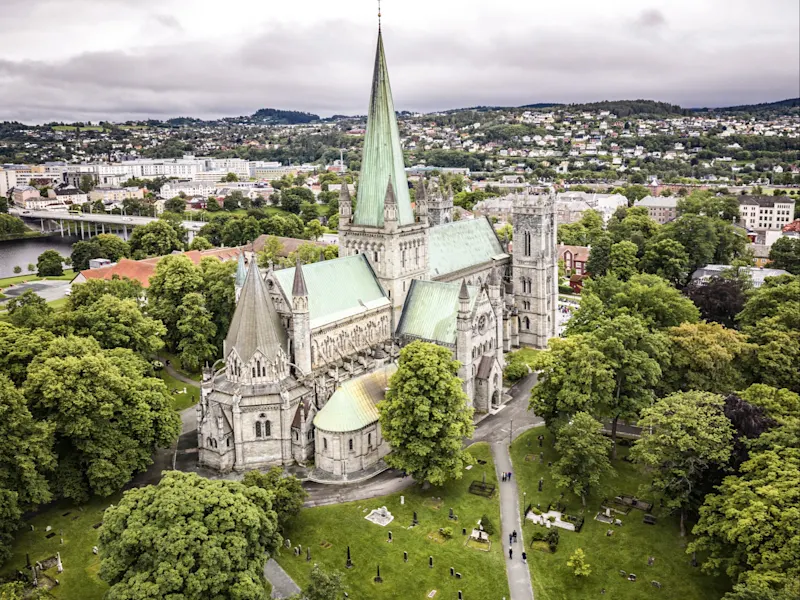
693,98,800,114
561,100,689,117
251,108,319,124
518,103,564,109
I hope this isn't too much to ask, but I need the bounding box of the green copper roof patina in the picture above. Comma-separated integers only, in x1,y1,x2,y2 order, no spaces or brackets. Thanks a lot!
353,30,415,228
273,254,390,328
313,364,397,432
428,218,507,279
396,280,479,345
225,259,288,362
234,252,247,288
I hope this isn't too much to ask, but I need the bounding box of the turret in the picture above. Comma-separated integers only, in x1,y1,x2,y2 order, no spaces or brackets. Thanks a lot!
416,177,428,224
338,182,352,224
291,260,312,375
383,180,398,232
456,278,474,406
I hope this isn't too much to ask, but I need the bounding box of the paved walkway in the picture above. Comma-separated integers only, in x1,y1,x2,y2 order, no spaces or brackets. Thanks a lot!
493,441,535,600
163,361,201,388
264,558,301,599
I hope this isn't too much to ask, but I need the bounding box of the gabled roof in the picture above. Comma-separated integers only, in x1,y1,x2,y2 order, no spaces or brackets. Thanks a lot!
224,260,288,363
396,280,479,345
273,254,389,328
428,218,507,279
313,364,397,433
352,30,415,227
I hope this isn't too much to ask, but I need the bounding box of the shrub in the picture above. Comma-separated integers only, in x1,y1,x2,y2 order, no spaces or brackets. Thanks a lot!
547,529,560,552
479,514,495,536
503,359,528,382
558,284,574,294
530,507,542,516
13,265,21,274
439,527,453,539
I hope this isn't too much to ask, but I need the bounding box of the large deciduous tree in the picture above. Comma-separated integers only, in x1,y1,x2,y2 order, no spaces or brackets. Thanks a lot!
36,249,64,277
663,322,752,395
552,412,614,507
68,277,144,310
128,219,182,259
100,471,280,600
176,293,217,371
0,323,54,386
5,290,53,330
304,565,347,600
378,341,475,486
70,294,165,356
685,277,748,329
199,257,236,352
608,241,639,281
640,238,689,286
243,467,307,533
24,337,181,501
632,391,734,536
147,254,203,351
0,489,22,567
0,375,55,507
689,446,799,593
767,237,800,275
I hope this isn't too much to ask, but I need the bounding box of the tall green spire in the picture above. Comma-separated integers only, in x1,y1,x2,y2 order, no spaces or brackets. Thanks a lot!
352,29,414,228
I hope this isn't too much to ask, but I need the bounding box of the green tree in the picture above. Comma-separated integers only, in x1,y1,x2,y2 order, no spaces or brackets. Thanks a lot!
199,257,236,353
6,290,53,330
0,375,55,507
79,174,95,193
0,214,25,237
188,235,213,251
640,239,689,286
24,337,181,501
567,274,699,334
164,196,186,213
300,201,319,223
70,240,101,271
607,206,659,254
552,412,614,506
678,192,740,221
585,233,612,277
0,196,8,214
689,446,799,591
147,255,203,351
0,489,22,567
767,237,800,275
557,210,604,246
242,467,307,532
128,219,182,259
632,391,734,536
176,293,217,371
497,222,513,241
12,265,20,274
36,249,63,276
70,294,166,355
99,471,280,600
685,277,747,329
567,548,591,577
378,341,475,485
304,564,346,600
27,264,35,272
609,241,639,280
68,277,144,310
0,323,54,386
281,187,314,214
664,322,752,395
222,172,239,182
257,236,285,268
304,219,324,241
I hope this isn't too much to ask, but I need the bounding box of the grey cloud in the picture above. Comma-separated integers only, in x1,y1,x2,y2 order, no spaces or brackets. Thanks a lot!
0,18,797,123
152,14,183,31
635,9,667,29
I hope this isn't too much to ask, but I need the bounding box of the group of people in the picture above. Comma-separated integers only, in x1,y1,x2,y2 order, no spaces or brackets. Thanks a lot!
501,471,513,482
508,530,527,562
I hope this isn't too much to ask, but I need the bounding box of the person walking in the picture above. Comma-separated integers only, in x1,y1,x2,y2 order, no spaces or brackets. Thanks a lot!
509,547,513,560
513,530,518,542
522,551,527,562
509,533,513,545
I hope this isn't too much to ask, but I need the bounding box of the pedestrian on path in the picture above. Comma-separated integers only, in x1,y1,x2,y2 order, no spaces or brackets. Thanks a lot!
522,551,527,562
509,471,513,480
513,530,518,542
502,473,506,482
509,547,513,559
509,533,513,545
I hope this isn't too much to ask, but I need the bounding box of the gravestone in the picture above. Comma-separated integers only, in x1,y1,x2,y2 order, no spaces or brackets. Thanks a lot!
306,547,311,562
538,478,543,492
606,529,614,537
628,574,637,582
429,556,433,569
450,567,455,577
538,435,544,447
92,546,98,555
458,591,463,600
56,552,63,574
648,556,655,566
412,511,419,526
620,570,627,577
404,551,408,563
284,538,291,549
346,545,353,569
449,508,454,519
539,452,544,463
462,528,467,536
691,552,698,568
374,564,383,583
388,531,392,543
651,581,662,589
400,496,404,505
456,572,462,579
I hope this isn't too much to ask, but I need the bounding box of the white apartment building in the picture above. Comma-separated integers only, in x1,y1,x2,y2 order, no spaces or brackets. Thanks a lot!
250,165,298,181
739,196,796,231
204,158,251,180
193,170,230,183
0,168,17,198
160,180,219,198
88,186,145,203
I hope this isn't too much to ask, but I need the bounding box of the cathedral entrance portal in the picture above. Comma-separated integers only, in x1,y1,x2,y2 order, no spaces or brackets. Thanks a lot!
491,390,500,408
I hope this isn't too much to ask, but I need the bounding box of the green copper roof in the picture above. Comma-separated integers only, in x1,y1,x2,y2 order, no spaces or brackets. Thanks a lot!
352,30,414,228
225,260,288,363
274,254,390,328
428,218,507,279
396,280,478,345
234,252,247,288
313,364,397,432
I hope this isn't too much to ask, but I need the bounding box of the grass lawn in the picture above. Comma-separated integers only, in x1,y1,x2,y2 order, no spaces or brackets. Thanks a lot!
0,495,119,599
276,443,510,599
158,367,199,411
510,426,730,600
0,270,75,290
159,351,202,382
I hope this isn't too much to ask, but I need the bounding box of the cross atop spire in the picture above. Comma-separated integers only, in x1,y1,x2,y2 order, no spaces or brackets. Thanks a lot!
378,0,382,30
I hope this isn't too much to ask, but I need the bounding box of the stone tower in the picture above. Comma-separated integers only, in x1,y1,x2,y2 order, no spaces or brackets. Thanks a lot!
291,260,311,376
456,279,475,406
338,28,428,319
427,178,453,226
512,190,558,348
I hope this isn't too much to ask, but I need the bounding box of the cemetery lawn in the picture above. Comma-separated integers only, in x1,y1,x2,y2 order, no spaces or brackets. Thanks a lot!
510,426,731,600
0,495,119,599
276,442,510,599
158,367,198,410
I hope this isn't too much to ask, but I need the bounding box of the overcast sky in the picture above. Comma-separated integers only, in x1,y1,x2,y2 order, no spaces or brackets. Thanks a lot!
0,0,798,123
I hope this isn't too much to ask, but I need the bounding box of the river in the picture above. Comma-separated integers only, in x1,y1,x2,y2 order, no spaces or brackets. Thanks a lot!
0,236,79,278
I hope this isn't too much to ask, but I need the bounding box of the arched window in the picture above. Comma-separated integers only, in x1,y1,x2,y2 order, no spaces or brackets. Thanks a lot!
368,433,372,447
226,437,231,448
524,231,532,256
264,421,271,437
252,367,256,378
523,316,531,330
207,437,213,448
349,439,354,451
323,438,328,451
255,422,262,438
